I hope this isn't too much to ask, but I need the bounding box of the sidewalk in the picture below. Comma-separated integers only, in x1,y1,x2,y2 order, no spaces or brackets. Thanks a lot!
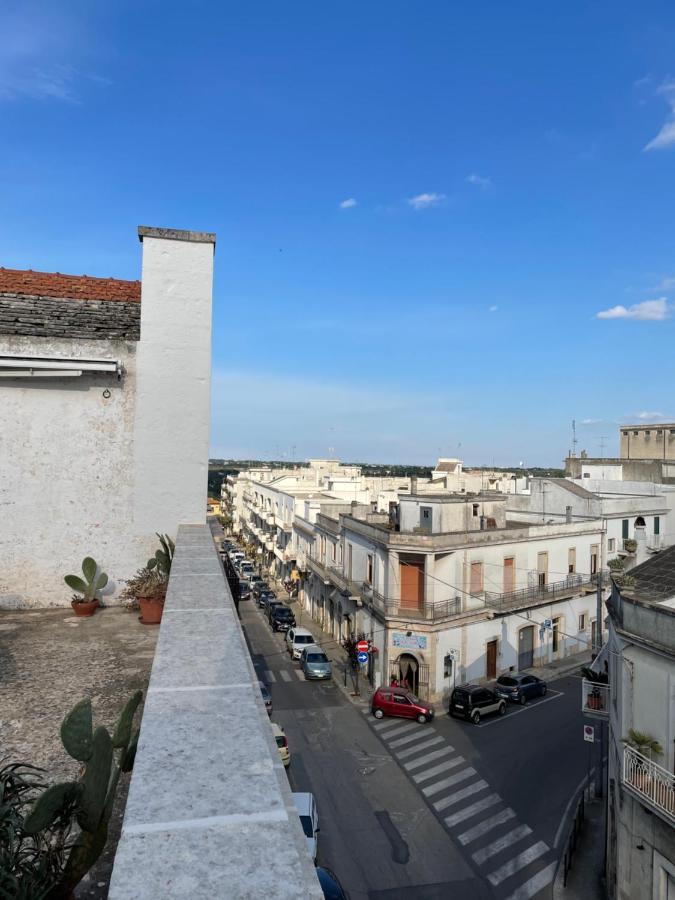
553,784,606,900
523,648,593,682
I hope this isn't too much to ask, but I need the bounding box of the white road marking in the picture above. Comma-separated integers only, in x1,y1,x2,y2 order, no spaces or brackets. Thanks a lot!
378,722,420,739
265,671,276,683
487,841,549,886
433,778,488,811
403,747,453,771
504,860,557,900
396,736,444,759
279,670,292,683
476,691,564,727
457,808,516,845
389,730,444,748
471,824,533,865
422,767,476,797
443,793,501,827
412,756,464,782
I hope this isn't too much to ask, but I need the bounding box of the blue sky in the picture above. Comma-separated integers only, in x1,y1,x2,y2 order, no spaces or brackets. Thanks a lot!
2,2,675,465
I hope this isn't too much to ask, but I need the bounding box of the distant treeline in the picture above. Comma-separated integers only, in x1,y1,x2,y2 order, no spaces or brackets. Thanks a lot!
207,459,564,497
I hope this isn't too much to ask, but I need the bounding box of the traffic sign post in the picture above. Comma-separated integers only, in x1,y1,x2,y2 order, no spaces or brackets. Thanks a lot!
583,725,595,743
356,640,369,653
357,651,369,664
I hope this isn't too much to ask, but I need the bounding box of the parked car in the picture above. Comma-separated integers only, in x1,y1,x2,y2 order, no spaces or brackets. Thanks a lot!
286,627,316,660
238,580,251,601
258,590,276,609
240,562,254,578
266,600,285,622
292,792,319,862
258,681,272,717
371,687,434,723
249,575,264,591
495,673,547,704
252,581,269,599
270,605,296,632
449,685,506,724
316,867,349,900
271,722,290,767
300,645,332,680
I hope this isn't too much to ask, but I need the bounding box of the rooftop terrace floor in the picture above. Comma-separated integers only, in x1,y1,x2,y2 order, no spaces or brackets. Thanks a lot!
0,606,158,898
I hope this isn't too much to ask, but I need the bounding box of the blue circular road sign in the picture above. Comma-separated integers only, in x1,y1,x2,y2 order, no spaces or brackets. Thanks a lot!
357,651,369,664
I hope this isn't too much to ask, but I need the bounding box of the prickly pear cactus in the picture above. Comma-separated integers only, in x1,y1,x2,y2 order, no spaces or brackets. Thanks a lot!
64,557,109,601
23,690,143,898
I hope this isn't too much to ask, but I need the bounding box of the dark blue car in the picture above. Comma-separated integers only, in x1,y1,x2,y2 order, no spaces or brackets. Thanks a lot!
495,673,547,704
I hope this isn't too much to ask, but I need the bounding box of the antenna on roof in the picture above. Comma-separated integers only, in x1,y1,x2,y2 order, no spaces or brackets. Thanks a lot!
571,419,578,458
598,435,608,457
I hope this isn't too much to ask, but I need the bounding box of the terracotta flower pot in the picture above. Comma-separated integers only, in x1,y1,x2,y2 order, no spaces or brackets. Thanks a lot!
139,595,164,625
71,599,99,617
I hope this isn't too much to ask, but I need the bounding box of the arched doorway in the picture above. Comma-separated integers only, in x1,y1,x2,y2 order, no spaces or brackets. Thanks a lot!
634,516,646,527
389,652,430,699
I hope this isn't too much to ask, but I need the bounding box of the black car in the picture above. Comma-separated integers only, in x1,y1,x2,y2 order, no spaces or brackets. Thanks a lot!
449,685,506,724
316,867,349,900
238,580,251,601
253,581,270,600
265,600,285,622
270,605,296,632
259,591,277,610
495,673,547,704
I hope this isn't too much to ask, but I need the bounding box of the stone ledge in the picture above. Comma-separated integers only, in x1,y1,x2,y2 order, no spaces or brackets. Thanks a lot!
108,523,321,899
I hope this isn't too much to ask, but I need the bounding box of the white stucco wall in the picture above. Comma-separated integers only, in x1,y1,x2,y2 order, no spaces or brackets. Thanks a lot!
133,232,214,535
0,336,137,607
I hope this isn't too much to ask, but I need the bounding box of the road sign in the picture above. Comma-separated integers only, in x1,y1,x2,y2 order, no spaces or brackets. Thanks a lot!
357,651,369,664
356,640,369,653
583,725,595,743
543,618,553,630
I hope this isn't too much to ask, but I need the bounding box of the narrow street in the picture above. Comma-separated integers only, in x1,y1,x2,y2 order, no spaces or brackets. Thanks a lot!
239,596,590,900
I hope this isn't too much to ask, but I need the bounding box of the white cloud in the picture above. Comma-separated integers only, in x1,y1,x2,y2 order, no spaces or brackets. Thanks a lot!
339,198,357,209
466,173,492,189
636,410,665,420
408,192,445,210
655,275,675,291
596,298,671,321
580,418,602,425
645,80,675,151
488,305,498,312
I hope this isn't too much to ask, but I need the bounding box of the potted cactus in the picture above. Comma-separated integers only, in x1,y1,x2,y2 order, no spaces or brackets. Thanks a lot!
64,557,108,617
137,533,175,625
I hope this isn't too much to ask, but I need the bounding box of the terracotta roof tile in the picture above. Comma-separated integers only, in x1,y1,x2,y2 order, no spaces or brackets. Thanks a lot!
0,268,141,303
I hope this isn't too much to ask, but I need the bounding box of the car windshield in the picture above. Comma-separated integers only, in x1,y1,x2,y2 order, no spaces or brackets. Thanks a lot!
296,635,313,645
307,653,328,663
407,693,421,704
299,815,314,838
276,609,292,617
498,677,517,686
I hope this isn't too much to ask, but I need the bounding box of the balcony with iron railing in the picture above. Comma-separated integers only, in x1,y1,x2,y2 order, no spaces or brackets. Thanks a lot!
484,574,595,614
368,588,463,622
581,679,609,717
623,745,675,825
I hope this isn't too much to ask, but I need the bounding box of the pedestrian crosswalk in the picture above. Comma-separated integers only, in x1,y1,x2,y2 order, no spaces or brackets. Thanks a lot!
365,712,557,900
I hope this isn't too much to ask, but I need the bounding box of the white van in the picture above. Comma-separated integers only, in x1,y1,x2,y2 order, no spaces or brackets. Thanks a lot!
286,627,315,660
292,792,319,861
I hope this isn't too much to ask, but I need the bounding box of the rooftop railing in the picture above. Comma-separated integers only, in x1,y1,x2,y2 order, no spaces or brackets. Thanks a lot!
623,745,675,825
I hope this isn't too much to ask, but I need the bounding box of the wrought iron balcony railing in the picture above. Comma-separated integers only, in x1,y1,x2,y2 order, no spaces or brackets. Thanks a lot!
484,574,593,613
581,679,609,717
623,745,675,825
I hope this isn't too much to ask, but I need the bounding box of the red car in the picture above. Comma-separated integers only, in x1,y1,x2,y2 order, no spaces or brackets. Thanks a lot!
371,687,434,724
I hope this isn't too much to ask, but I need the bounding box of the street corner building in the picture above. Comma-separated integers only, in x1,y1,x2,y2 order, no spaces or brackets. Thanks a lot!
0,226,216,608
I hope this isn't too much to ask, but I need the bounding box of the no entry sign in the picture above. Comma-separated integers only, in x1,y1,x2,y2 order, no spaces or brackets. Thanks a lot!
583,725,595,743
357,640,369,653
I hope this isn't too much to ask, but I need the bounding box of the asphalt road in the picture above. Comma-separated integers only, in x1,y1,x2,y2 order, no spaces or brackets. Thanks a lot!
239,598,589,900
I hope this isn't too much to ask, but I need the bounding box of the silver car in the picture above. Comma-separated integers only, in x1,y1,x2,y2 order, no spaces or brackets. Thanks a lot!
300,645,332,680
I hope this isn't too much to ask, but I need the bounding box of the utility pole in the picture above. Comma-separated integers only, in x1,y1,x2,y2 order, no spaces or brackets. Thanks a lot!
595,569,605,799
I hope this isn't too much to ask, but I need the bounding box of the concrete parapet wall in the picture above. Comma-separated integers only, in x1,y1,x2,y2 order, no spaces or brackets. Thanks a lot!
108,524,322,899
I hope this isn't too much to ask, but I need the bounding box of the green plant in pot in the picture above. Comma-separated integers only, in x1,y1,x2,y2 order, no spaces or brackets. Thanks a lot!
64,558,108,618
136,533,175,625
